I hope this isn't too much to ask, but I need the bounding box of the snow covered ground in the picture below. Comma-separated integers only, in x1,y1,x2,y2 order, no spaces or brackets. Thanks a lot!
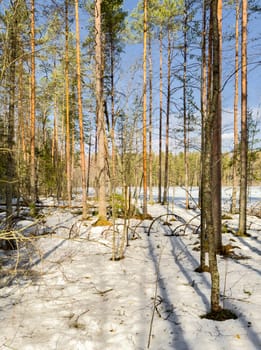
0,187,260,350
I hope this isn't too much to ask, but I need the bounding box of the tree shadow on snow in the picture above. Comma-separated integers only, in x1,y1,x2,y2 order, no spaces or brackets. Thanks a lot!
146,234,191,350
166,228,261,349
0,242,41,289
222,298,261,348
236,236,261,257
168,235,210,308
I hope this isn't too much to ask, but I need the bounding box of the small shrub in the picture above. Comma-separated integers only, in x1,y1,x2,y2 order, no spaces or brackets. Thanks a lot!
222,224,229,233
222,214,233,220
109,193,142,219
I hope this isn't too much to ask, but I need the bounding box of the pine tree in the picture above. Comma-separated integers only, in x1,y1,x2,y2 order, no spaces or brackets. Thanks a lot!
30,0,37,210
95,0,107,221
238,0,248,235
142,0,148,215
75,0,87,219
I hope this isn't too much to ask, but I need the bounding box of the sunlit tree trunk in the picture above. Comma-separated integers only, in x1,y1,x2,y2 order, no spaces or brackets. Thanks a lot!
17,53,28,215
52,60,58,166
51,102,57,163
231,0,239,214
162,28,171,204
238,0,248,235
158,27,163,204
207,0,221,313
142,0,148,215
200,0,208,271
30,0,36,205
71,87,76,191
212,0,222,253
109,33,116,195
148,34,153,203
17,58,26,163
75,0,87,219
95,0,107,220
65,0,72,206
6,2,17,224
183,1,189,209
87,134,92,196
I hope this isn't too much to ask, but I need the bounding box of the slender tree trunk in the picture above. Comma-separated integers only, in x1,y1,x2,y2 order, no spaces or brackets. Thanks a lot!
17,58,26,163
231,0,239,214
183,2,189,209
87,134,92,196
51,101,57,163
158,28,163,204
212,0,222,253
110,35,116,195
95,0,107,220
148,34,153,203
207,0,221,313
163,28,171,204
65,0,72,206
17,51,26,215
6,4,17,224
52,60,58,166
30,0,36,206
142,0,148,215
238,0,248,235
75,0,87,219
71,87,76,191
207,6,213,115
200,0,208,270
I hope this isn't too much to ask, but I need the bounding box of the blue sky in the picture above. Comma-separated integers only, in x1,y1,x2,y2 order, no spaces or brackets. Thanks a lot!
119,0,261,152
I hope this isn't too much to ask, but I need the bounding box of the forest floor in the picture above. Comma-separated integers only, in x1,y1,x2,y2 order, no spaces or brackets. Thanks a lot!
0,187,260,350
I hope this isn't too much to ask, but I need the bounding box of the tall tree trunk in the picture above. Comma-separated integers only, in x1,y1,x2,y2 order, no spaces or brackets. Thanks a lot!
163,28,171,204
17,57,26,163
95,0,107,220
142,0,148,215
183,1,189,209
158,28,163,204
6,2,17,225
200,0,208,271
148,34,153,203
30,0,36,206
17,52,26,215
238,0,248,235
65,0,72,206
207,5,213,115
75,0,87,219
231,0,239,214
212,0,222,253
207,0,221,313
51,100,57,163
52,60,58,166
110,34,116,195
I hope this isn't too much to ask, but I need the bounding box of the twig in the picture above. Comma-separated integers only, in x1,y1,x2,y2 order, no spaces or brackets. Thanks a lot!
92,285,113,296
